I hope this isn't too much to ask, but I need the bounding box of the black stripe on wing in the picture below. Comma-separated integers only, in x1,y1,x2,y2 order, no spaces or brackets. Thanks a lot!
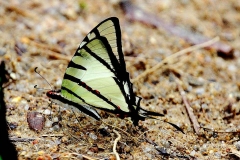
63,74,122,111
112,76,130,103
47,90,101,120
68,61,87,71
61,86,86,103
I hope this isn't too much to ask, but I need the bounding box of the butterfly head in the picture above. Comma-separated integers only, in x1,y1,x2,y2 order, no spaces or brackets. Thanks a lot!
46,90,61,100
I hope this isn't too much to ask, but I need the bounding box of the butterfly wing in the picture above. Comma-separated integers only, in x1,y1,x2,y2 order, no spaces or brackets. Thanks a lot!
80,17,126,75
61,37,130,114
81,17,139,113
47,17,164,125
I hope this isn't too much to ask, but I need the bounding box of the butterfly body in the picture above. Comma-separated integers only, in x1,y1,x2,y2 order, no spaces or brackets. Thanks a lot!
47,17,164,125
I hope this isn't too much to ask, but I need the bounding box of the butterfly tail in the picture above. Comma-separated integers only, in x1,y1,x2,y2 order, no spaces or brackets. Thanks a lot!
138,107,164,118
138,107,184,133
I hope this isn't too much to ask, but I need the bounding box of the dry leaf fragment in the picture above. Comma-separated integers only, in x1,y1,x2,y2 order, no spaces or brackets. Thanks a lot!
27,112,45,131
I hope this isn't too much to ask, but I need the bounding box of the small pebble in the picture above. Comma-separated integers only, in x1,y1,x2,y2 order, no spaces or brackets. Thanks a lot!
12,96,21,103
195,88,205,94
0,48,6,56
124,146,131,153
89,132,97,140
10,73,17,80
24,104,29,111
228,64,237,72
162,140,170,148
190,150,196,156
45,120,53,128
44,109,51,115
214,152,221,158
61,136,68,143
52,124,60,131
20,151,27,156
37,150,45,155
56,79,62,86
52,117,59,122
235,141,240,150
201,103,208,109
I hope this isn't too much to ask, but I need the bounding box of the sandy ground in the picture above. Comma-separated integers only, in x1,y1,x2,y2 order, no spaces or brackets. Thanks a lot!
1,0,240,159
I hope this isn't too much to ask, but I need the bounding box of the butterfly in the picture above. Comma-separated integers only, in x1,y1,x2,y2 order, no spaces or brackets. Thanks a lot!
47,17,164,125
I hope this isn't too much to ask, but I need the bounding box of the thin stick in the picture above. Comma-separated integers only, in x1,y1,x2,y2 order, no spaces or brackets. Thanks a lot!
61,153,98,160
81,154,98,160
10,137,36,142
176,78,200,134
41,134,64,137
132,37,219,83
113,129,121,160
101,120,131,137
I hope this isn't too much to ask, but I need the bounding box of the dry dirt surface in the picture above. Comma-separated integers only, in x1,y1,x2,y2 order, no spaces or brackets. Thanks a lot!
1,0,240,159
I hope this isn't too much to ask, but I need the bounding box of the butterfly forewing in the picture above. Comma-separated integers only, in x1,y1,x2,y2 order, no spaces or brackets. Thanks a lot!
80,17,126,74
61,37,129,112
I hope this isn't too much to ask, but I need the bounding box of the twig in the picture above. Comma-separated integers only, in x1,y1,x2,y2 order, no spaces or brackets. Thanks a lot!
41,134,64,137
132,37,219,83
101,120,131,137
81,154,98,160
176,78,200,134
59,144,96,159
0,1,37,19
9,137,36,142
113,129,121,160
37,48,70,60
137,129,151,139
24,37,63,54
26,39,70,61
60,152,98,160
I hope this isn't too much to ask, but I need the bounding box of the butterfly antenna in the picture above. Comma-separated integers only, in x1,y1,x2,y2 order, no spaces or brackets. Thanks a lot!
34,67,53,90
